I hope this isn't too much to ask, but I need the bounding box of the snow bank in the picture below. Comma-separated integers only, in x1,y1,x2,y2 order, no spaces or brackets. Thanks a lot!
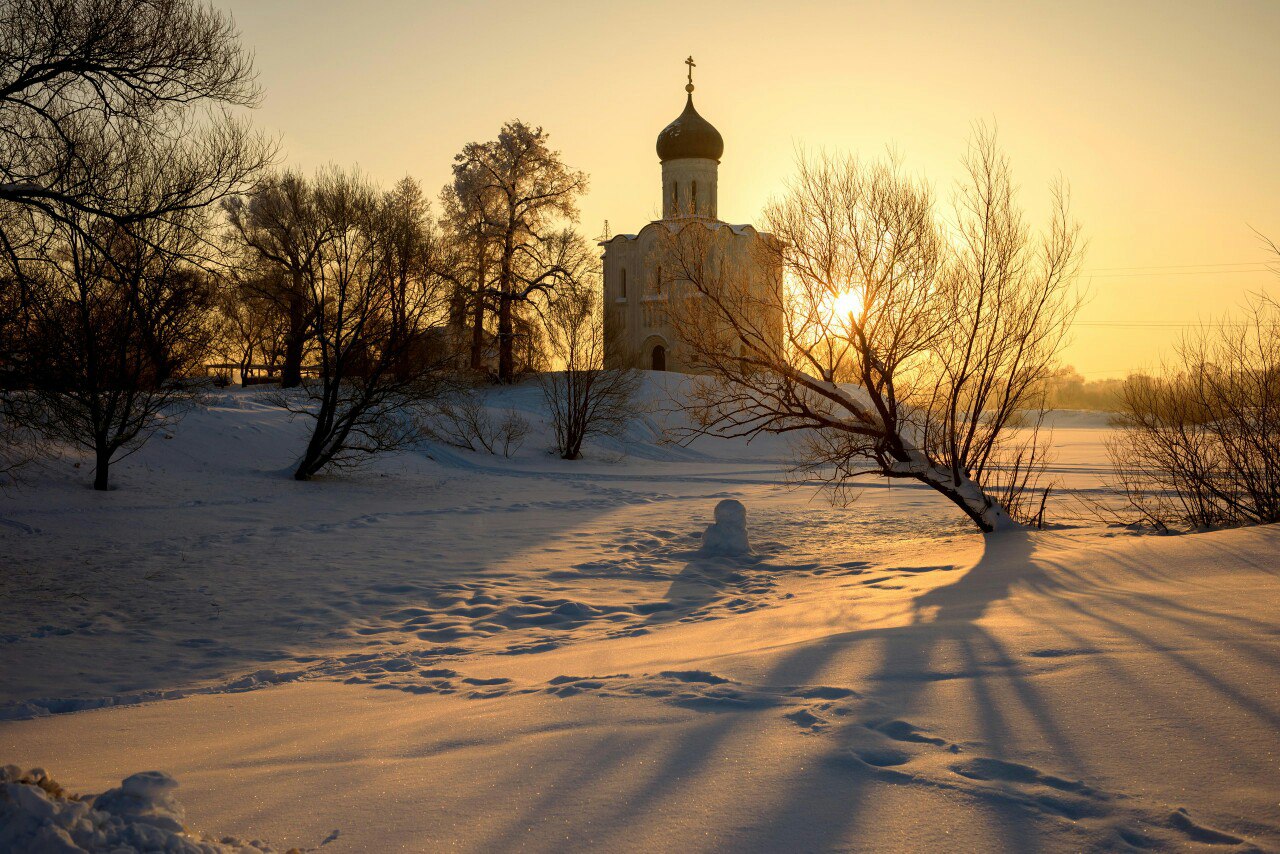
0,766,281,853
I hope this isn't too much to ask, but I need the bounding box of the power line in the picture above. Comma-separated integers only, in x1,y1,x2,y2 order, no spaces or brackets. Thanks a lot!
1083,260,1271,272
1076,322,1255,328
1084,268,1272,278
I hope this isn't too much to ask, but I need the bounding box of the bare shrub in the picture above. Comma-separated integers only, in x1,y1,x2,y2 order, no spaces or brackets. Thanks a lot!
425,389,528,458
1106,293,1280,529
538,281,642,460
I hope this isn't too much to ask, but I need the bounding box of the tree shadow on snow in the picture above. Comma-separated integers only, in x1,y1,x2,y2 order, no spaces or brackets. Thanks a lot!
477,531,1064,852
474,527,1280,851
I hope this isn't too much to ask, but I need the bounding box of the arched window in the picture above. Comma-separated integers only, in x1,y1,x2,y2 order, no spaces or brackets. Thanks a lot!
620,268,627,298
670,181,677,212
656,264,663,294
652,344,666,371
691,180,698,214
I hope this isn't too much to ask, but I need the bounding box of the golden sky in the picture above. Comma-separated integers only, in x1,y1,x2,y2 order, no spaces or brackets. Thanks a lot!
222,0,1279,378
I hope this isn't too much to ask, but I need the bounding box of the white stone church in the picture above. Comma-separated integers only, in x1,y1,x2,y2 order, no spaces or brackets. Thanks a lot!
601,60,779,372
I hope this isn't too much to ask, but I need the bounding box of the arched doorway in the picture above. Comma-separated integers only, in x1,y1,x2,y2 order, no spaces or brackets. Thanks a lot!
651,344,666,371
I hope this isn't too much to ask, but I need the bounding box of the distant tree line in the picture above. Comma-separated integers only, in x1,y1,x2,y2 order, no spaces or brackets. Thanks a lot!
1044,368,1129,412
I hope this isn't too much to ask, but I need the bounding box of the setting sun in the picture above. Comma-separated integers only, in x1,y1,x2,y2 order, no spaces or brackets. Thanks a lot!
830,289,863,323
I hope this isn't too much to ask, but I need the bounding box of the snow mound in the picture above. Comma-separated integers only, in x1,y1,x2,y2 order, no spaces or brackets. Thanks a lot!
0,766,282,853
698,498,752,557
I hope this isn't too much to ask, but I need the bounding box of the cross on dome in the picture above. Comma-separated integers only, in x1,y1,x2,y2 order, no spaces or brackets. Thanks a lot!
655,57,723,163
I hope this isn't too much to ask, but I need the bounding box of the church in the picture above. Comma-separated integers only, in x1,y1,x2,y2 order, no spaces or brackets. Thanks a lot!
601,59,780,373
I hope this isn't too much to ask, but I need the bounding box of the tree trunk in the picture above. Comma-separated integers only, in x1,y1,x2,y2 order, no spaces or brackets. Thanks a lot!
877,439,1015,533
470,275,486,372
497,294,514,383
281,278,307,388
93,444,111,491
902,456,1014,533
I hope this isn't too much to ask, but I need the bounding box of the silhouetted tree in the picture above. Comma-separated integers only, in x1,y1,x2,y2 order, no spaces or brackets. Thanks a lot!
439,166,499,372
276,170,458,480
661,126,1082,532
0,0,269,255
0,0,269,488
212,270,289,383
9,200,213,490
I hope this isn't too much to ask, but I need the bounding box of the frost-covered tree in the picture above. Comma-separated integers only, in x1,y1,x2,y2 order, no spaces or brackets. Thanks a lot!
448,121,588,382
662,127,1083,532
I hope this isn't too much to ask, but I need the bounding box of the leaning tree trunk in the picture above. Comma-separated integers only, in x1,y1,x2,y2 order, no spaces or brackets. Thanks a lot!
816,378,1017,534
889,447,1015,533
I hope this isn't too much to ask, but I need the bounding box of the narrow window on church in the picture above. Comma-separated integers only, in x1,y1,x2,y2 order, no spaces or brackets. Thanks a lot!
692,181,698,214
656,265,663,294
671,181,677,212
620,268,627,298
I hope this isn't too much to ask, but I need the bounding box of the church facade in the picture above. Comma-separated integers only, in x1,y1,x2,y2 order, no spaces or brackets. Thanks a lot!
601,61,780,373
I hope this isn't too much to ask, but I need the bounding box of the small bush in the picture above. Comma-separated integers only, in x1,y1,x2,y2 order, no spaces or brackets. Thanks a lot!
425,389,529,458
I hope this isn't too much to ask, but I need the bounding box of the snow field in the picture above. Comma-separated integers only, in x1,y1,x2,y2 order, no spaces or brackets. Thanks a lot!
2,376,1277,851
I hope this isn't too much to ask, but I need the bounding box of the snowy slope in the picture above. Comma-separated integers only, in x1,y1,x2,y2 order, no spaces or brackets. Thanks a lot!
1,377,1276,852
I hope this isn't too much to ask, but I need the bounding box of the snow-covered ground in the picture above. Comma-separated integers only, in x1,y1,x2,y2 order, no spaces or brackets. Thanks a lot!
1,377,1276,852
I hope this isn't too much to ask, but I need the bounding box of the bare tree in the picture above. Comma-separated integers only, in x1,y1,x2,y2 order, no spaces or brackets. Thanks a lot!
914,130,1084,525
8,198,212,490
661,128,1083,532
223,172,333,387
276,170,457,480
211,270,288,384
0,0,269,488
0,0,269,255
538,278,642,460
449,121,588,382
